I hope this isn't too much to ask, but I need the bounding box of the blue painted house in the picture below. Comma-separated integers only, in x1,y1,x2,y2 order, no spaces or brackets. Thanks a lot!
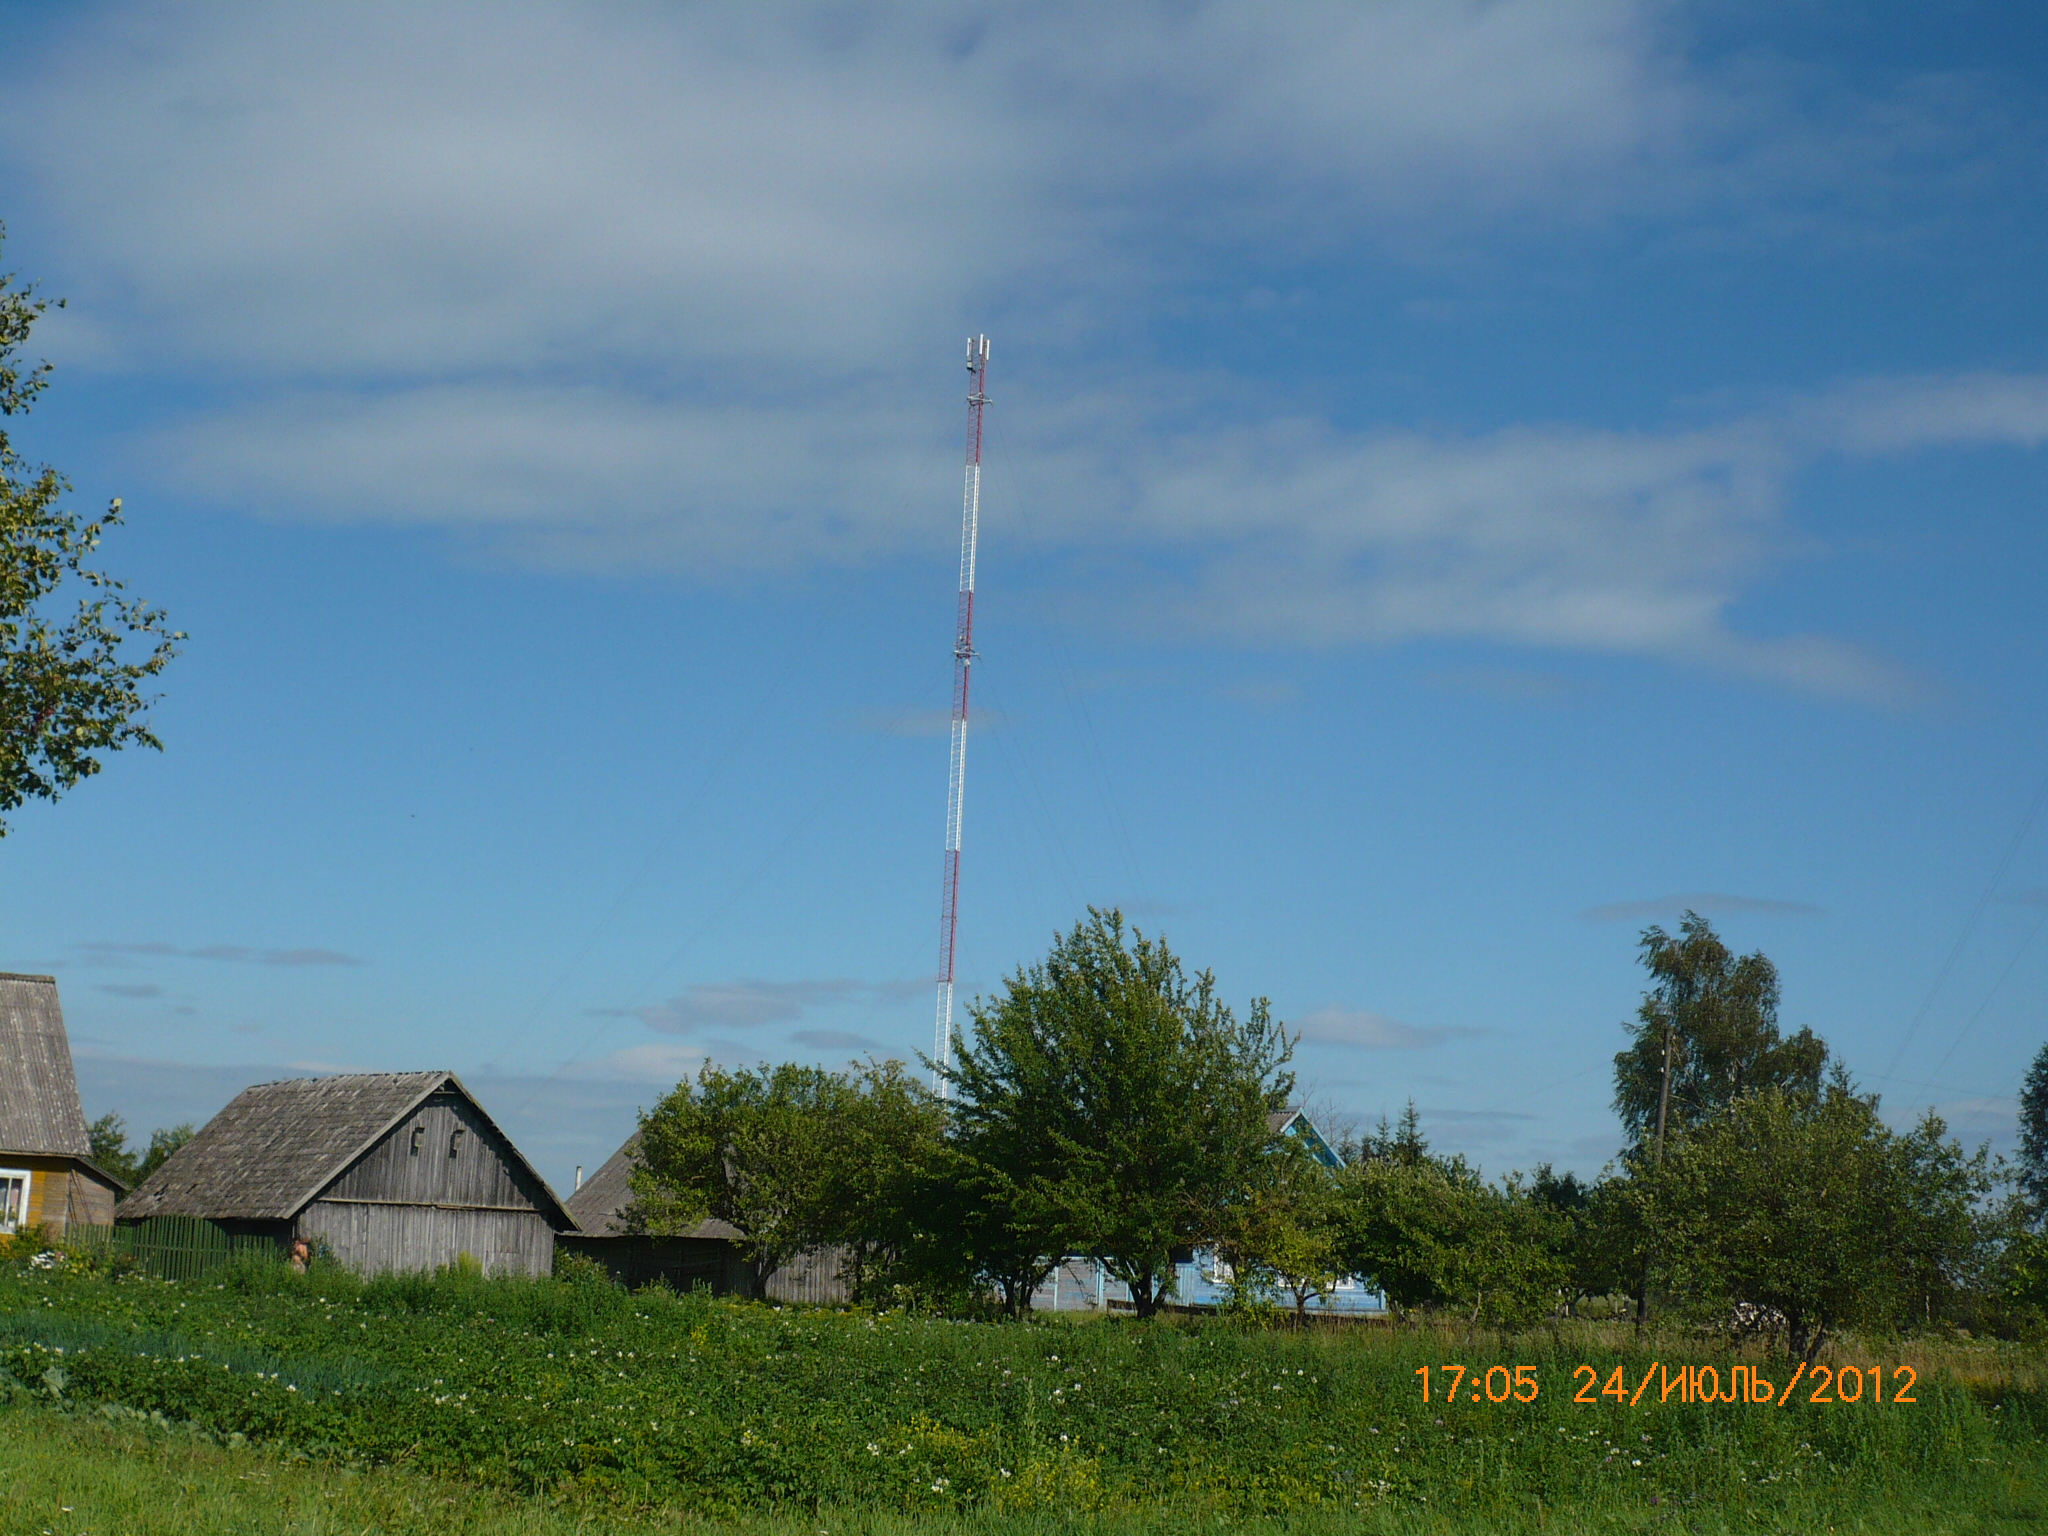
1030,1107,1384,1316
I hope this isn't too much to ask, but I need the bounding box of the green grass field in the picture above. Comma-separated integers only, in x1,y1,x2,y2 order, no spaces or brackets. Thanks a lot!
0,1257,2040,1533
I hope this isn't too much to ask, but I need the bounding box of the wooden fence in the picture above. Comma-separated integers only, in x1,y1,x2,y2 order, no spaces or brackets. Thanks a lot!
68,1218,280,1282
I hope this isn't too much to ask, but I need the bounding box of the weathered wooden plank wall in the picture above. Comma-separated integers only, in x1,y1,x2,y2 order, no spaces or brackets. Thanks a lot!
299,1200,554,1278
764,1245,850,1305
63,1167,118,1228
9,1158,119,1236
324,1095,546,1212
557,1234,748,1293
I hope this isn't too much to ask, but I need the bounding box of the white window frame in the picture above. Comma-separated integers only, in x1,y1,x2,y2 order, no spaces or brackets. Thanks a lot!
0,1169,33,1234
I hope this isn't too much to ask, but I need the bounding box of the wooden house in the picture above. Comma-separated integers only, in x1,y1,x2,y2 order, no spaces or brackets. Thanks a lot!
0,974,125,1236
559,1133,749,1292
1270,1107,1345,1170
1032,1107,1383,1316
117,1071,571,1276
561,1132,848,1302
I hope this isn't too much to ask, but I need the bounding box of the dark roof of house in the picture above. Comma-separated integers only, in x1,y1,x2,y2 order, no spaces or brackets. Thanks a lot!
117,1070,571,1226
0,974,92,1160
566,1132,738,1241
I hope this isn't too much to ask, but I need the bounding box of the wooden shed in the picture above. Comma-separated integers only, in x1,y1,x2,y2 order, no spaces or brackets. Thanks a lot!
118,1071,571,1277
560,1133,851,1302
558,1132,751,1293
0,974,125,1236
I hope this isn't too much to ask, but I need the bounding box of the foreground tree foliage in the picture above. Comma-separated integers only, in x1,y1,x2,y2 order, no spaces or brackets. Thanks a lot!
1213,1138,1348,1318
2020,1039,2048,1222
632,1059,942,1297
618,908,2030,1347
944,908,1294,1318
1645,1079,1989,1361
0,232,180,832
87,1114,196,1189
1612,911,1827,1147
1336,1114,1568,1332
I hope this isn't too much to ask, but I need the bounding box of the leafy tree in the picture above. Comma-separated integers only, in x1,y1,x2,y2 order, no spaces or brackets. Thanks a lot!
1338,1149,1567,1331
1215,1141,1349,1320
1336,1106,1468,1315
1343,1100,1432,1167
1454,1179,1573,1332
1571,1171,1655,1316
1995,1222,2048,1327
945,908,1294,1319
2020,1040,2048,1220
0,232,180,832
1613,912,1826,1150
86,1114,191,1187
1527,1162,1630,1315
937,1128,1071,1319
140,1124,195,1180
87,1112,139,1185
879,1141,1064,1319
819,1058,947,1300
634,1060,942,1297
1334,1156,1465,1315
1648,1079,1989,1361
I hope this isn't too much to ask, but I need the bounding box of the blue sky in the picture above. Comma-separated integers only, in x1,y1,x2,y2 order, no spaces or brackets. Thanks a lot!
2,2,2046,1191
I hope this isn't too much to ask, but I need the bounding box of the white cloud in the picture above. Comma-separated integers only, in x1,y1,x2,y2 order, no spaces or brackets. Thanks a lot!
1,2,1716,378
636,980,857,1034
1085,375,2048,697
560,1041,707,1084
131,369,2048,702
4,3,2040,697
9,3,2004,372
631,977,921,1035
1295,1007,1482,1051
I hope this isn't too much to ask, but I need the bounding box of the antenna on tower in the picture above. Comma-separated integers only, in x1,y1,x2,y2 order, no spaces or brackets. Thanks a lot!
934,335,990,1098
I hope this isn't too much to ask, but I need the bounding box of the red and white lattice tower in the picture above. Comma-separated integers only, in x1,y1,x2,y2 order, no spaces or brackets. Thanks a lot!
934,335,990,1096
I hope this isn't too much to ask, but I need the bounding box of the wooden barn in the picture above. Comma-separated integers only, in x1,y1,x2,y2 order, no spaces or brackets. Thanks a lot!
561,1133,848,1302
0,974,125,1236
559,1132,750,1292
118,1071,571,1276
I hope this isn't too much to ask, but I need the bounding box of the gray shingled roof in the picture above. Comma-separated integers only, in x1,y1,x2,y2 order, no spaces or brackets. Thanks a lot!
0,974,92,1159
566,1132,738,1241
118,1071,570,1226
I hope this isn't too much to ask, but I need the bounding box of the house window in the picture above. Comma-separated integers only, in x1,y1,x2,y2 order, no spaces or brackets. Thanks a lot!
0,1170,31,1234
448,1127,464,1158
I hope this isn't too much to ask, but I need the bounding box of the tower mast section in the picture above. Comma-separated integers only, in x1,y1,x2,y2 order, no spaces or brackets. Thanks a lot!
935,335,990,1096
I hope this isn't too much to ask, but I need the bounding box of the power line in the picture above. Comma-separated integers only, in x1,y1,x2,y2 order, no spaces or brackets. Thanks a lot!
1883,761,2048,1080
1922,902,2048,1090
516,734,885,1108
975,668,1089,916
483,702,770,1074
989,432,1144,901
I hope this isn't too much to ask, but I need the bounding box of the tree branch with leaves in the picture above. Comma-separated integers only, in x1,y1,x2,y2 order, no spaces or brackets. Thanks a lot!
0,230,181,833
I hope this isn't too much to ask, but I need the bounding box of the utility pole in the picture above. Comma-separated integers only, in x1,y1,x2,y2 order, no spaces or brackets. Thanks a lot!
1637,1014,1677,1332
933,336,991,1098
1654,1021,1675,1164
